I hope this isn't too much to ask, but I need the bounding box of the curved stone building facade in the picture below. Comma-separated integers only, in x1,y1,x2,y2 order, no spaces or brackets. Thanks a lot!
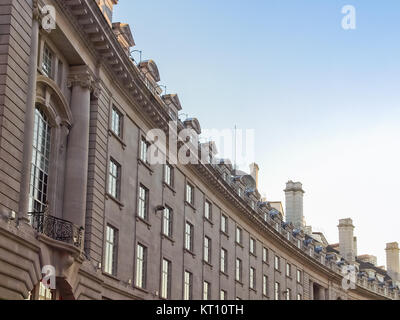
0,0,398,300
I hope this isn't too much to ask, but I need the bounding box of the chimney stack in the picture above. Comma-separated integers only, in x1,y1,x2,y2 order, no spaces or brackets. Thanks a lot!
284,181,305,229
386,242,400,282
338,218,356,263
96,0,119,26
249,163,259,190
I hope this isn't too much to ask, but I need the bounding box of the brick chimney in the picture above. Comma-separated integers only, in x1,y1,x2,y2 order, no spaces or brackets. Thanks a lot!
338,218,356,263
284,181,305,229
249,163,259,190
386,242,400,282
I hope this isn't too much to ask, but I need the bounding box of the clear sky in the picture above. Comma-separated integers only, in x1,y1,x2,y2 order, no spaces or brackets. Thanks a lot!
114,1,400,266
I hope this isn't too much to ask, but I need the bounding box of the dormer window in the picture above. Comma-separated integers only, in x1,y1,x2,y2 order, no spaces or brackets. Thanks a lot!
42,45,54,78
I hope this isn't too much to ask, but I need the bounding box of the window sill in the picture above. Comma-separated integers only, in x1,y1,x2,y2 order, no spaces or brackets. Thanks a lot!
161,234,175,245
263,261,269,266
184,248,196,258
249,288,257,293
138,158,153,174
102,272,120,282
108,129,127,149
106,193,124,210
184,201,196,212
250,252,257,259
163,182,176,195
220,271,229,278
204,217,214,226
133,285,149,294
136,216,151,230
235,242,244,249
202,260,213,269
220,231,230,239
235,280,244,287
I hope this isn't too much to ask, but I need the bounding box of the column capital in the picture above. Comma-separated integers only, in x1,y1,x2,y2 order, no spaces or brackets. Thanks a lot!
33,0,41,21
67,65,98,92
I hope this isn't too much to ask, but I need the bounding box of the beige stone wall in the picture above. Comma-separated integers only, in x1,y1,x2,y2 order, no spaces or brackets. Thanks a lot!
0,0,32,215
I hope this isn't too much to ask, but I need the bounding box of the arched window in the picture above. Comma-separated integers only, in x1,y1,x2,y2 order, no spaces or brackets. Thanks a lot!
29,107,51,215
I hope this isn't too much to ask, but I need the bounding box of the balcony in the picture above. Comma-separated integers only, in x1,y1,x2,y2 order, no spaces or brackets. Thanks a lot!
30,213,84,249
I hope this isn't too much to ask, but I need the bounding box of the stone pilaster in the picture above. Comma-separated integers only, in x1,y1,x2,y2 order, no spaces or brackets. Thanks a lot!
18,0,41,225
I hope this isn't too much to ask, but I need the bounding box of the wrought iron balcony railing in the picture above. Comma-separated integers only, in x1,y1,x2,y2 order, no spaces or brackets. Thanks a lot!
29,213,84,249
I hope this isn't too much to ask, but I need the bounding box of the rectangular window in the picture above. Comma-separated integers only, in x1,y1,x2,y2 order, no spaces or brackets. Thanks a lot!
238,187,243,197
164,164,173,186
42,45,53,78
263,247,269,263
140,137,150,163
250,238,256,255
220,290,227,300
297,270,302,283
297,293,302,301
203,281,210,300
204,200,212,220
29,108,51,215
220,248,227,273
286,288,291,300
297,239,302,249
111,106,123,138
186,183,194,205
184,271,193,300
286,263,292,277
161,259,171,299
105,225,118,276
274,256,280,271
221,214,228,233
236,227,242,245
274,282,280,300
263,275,268,296
163,207,173,238
236,258,242,282
185,222,194,252
138,185,149,220
250,267,256,290
108,159,121,200
204,236,211,263
135,244,147,289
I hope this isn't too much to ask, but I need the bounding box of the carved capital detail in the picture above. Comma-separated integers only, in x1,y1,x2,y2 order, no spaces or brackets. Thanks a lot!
33,0,41,21
67,66,100,96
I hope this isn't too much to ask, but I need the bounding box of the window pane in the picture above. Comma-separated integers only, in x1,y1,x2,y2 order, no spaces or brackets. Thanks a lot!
29,108,51,216
105,226,117,275
111,107,122,137
135,244,147,289
161,259,170,299
42,45,53,78
138,186,148,220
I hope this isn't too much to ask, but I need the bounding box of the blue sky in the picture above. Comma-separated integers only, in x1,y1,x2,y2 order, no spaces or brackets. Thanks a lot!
114,1,400,266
